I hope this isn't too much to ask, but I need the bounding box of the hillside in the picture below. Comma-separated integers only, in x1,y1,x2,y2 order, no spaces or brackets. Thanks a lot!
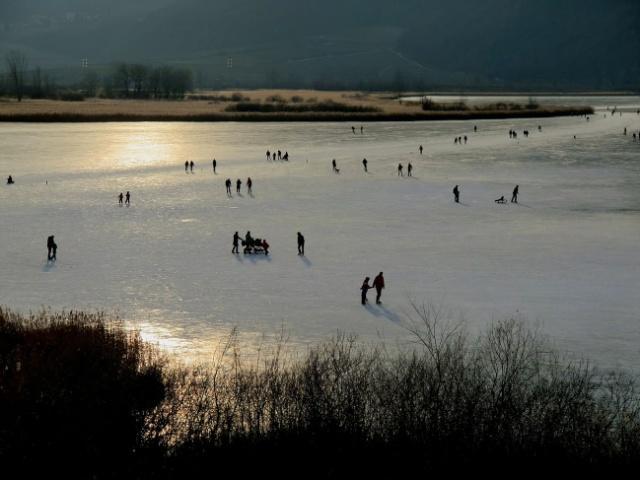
0,0,638,90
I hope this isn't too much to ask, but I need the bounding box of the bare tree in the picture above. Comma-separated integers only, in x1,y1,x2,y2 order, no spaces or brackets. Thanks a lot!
5,50,28,101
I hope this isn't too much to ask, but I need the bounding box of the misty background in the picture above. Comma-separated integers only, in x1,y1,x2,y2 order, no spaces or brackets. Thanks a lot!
1,0,639,91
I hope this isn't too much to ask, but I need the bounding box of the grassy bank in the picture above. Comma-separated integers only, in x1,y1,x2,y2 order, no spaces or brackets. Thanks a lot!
0,90,593,122
2,306,639,478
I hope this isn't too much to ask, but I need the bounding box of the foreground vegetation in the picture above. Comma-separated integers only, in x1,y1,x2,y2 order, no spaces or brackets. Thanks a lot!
2,306,638,478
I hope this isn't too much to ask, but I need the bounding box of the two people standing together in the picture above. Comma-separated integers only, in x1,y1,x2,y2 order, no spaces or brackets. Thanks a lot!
361,272,385,305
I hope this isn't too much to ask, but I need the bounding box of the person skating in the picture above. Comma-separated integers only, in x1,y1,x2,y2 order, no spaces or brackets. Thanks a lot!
372,272,385,305
407,162,413,177
453,185,460,203
419,145,423,155
213,159,217,173
247,177,253,194
398,163,404,176
511,185,519,204
7,175,14,185
236,179,242,194
118,192,123,205
232,231,240,254
361,277,372,305
297,232,305,255
125,191,130,205
332,159,339,174
225,178,232,196
266,150,271,161
278,150,282,161
47,235,57,261
184,161,189,172
362,158,368,172
190,161,194,173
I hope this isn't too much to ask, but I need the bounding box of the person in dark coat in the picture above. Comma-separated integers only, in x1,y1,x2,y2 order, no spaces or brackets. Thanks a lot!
297,232,305,255
213,159,217,173
419,145,423,155
332,159,339,174
236,179,242,194
398,163,403,176
247,177,253,194
407,162,413,177
262,239,270,256
232,231,240,254
47,235,57,261
361,277,372,305
511,185,519,203
7,175,14,185
226,179,232,196
118,192,123,204
125,191,130,205
190,161,194,173
362,158,368,172
184,161,189,172
453,185,460,203
372,272,385,305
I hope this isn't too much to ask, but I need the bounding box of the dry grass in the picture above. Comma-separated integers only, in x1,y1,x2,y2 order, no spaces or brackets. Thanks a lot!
0,90,593,122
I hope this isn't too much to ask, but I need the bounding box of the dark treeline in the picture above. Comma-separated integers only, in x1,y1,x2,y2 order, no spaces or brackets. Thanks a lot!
104,62,193,99
1,51,193,101
2,306,640,478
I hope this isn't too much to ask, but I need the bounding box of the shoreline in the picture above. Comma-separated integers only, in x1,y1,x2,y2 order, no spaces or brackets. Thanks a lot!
0,107,593,123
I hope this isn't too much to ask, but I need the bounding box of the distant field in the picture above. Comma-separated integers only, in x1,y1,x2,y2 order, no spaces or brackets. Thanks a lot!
0,90,593,122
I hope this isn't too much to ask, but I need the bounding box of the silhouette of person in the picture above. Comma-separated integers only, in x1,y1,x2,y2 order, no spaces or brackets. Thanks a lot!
474,125,478,132
398,163,403,176
213,159,217,173
360,125,364,134
362,158,368,172
190,161,194,173
352,126,356,134
464,136,468,144
407,162,413,177
273,153,276,161
232,231,240,254
245,231,253,249
361,277,371,305
297,232,305,255
47,235,57,261
419,145,423,155
262,239,270,256
118,192,123,205
511,185,519,204
184,161,188,172
278,150,282,160
247,177,253,194
7,175,14,185
236,179,242,194
266,150,271,160
125,191,130,205
225,179,232,196
372,272,385,305
283,152,289,161
332,159,339,173
453,185,460,203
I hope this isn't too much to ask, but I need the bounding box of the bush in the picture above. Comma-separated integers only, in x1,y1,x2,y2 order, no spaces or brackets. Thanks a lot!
0,308,167,477
2,306,639,477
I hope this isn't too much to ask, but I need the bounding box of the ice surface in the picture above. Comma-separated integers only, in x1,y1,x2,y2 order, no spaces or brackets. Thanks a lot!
1,97,639,368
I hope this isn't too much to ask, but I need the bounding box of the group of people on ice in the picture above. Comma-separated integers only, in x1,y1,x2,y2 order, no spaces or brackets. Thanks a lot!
226,178,253,196
452,185,520,204
233,231,270,255
266,150,289,161
117,191,131,205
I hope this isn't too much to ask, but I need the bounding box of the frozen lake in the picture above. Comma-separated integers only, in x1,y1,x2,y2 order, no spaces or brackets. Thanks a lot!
1,97,639,368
